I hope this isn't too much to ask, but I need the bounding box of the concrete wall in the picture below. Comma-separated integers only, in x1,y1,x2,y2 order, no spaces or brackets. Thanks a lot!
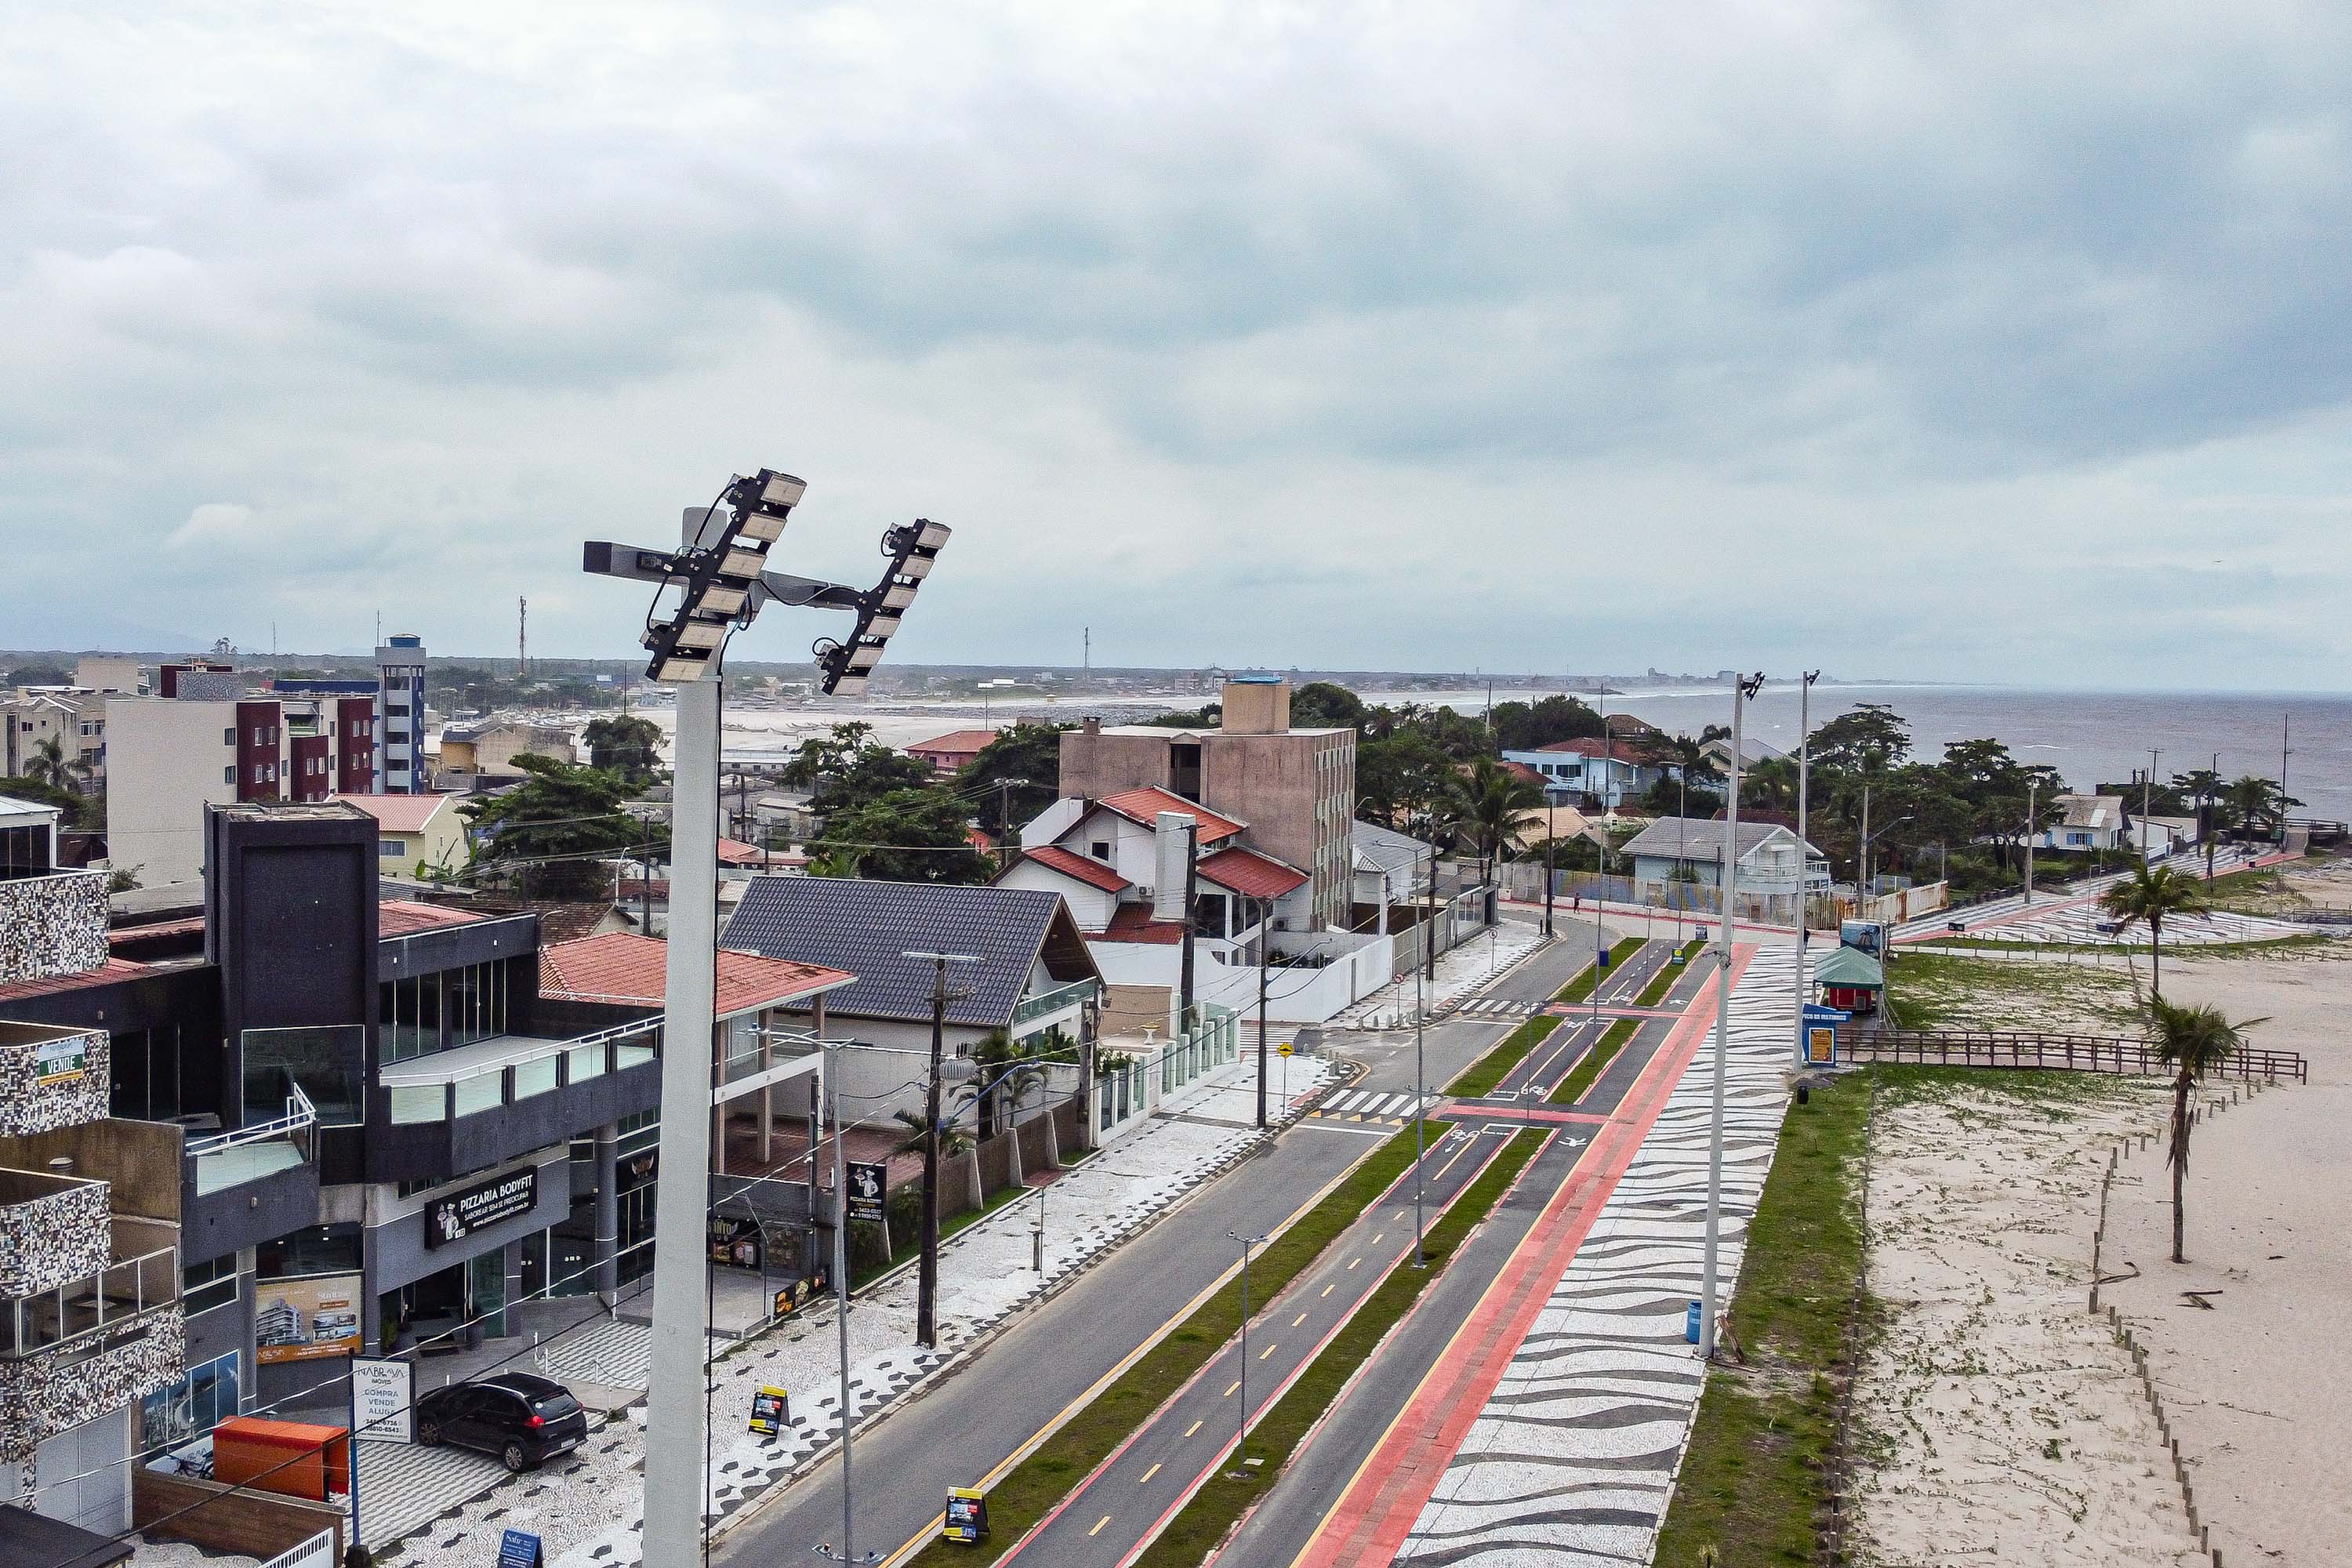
107,698,239,887
0,1116,183,1221
1197,731,1355,929
0,1308,185,1465
997,858,1120,931
1057,729,1174,802
136,1466,346,1559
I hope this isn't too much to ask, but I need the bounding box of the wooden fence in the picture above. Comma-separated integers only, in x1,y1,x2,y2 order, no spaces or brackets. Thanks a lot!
1847,1029,2307,1084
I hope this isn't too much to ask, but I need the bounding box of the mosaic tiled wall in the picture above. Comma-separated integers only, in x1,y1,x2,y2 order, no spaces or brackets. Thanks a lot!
0,1176,111,1297
0,1308,184,1463
0,869,107,985
0,1030,110,1136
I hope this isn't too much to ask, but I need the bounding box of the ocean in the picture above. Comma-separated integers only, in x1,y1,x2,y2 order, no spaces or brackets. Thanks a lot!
1408,684,2350,824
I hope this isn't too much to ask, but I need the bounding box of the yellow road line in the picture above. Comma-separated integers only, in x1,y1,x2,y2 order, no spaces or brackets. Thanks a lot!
1138,1462,1161,1485
1223,1380,1240,1397
1320,1283,1334,1298
1347,1257,1360,1270
1291,1312,1307,1327
1260,1342,1277,1360
1089,1515,1111,1537
1183,1419,1203,1438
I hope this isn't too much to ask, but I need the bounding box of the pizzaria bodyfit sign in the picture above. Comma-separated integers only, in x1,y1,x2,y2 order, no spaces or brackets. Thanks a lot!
424,1167,539,1249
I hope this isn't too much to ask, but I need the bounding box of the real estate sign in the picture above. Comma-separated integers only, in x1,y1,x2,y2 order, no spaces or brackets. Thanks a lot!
256,1273,364,1365
351,1356,414,1443
32,1035,88,1084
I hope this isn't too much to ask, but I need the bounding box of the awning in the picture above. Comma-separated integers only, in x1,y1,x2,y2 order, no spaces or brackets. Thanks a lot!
0,1505,136,1568
1812,945,1886,990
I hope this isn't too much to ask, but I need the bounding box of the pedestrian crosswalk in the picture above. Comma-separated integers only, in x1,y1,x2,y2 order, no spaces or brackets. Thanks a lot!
1312,1090,1434,1123
1456,995,1539,1018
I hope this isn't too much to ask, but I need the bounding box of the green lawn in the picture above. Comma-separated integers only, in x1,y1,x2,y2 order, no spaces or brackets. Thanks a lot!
1554,938,1646,1005
1131,1128,1548,1568
1444,1013,1561,1097
1549,1018,1635,1104
902,1123,1447,1568
1652,1071,1871,1568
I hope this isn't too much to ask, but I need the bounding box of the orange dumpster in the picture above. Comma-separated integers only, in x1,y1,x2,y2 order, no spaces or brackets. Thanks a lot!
209,1416,350,1501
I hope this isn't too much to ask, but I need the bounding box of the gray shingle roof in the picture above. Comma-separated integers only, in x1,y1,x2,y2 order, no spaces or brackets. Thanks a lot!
1352,821,1432,881
721,876,1094,1029
1618,815,1817,863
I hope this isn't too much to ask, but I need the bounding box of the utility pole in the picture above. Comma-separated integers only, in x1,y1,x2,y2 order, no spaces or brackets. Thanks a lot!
907,952,975,1348
2206,750,2219,883
815,1041,876,1566
1255,896,1272,1130
1791,670,1816,1064
1543,826,1556,938
2143,747,2159,859
1178,820,1200,1031
1424,833,1439,985
2281,714,2292,839
518,596,528,678
993,777,1029,875
2024,779,2038,905
1413,847,1428,1268
1859,780,1871,906
1700,671,1762,1359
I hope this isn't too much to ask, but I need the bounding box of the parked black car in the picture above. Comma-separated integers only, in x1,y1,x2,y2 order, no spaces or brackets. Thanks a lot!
414,1372,588,1471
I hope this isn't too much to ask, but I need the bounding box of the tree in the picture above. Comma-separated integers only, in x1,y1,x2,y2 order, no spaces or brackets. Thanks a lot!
459,754,658,899
5,663,71,688
892,1107,975,1160
1489,694,1604,753
2100,863,2209,996
778,723,875,789
1357,728,1465,835
1464,757,1544,883
583,715,666,786
2141,994,2263,1263
807,789,993,884
22,736,71,791
1289,682,1367,729
1142,703,1221,728
2221,775,2299,839
956,723,1069,832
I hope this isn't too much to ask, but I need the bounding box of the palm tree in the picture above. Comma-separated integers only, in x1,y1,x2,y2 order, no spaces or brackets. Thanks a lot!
891,1107,975,1160
23,735,69,790
2100,862,2208,995
2143,994,2263,1263
2221,775,2298,840
1465,757,1545,884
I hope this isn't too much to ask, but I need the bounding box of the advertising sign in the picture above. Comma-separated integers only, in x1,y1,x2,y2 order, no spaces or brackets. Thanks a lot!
710,1216,763,1270
497,1530,543,1568
255,1274,364,1365
1805,1026,1838,1065
943,1486,989,1544
424,1167,539,1250
32,1035,89,1084
748,1386,789,1436
846,1162,887,1225
351,1356,414,1443
773,1274,824,1320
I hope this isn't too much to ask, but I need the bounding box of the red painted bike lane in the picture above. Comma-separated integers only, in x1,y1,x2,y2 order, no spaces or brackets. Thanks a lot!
1287,942,1760,1568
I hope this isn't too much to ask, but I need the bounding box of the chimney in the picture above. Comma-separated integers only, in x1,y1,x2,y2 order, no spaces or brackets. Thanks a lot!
1221,675,1291,734
1152,811,1192,921
1082,715,1102,737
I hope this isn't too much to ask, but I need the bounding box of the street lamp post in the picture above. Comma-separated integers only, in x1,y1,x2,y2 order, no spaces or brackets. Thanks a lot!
906,952,978,1349
1226,1230,1269,1475
1414,846,1429,1268
2024,780,2039,906
814,1040,877,1566
1700,671,1763,1359
581,470,948,1568
1791,671,1817,1063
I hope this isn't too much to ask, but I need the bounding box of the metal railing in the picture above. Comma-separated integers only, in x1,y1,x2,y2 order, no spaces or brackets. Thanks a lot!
383,1016,663,1124
2,1232,179,1359
187,1082,318,1158
1011,978,1098,1032
1848,1029,2307,1084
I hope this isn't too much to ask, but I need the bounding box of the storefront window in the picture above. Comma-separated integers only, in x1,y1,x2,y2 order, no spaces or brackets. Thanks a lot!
183,1255,239,1317
140,1352,240,1455
259,1223,361,1279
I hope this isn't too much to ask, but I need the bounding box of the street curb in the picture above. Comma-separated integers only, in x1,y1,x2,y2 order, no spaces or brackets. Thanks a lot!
1336,929,1555,1033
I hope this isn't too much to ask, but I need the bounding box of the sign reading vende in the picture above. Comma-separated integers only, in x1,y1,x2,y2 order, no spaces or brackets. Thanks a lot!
32,1035,88,1084
425,1167,539,1250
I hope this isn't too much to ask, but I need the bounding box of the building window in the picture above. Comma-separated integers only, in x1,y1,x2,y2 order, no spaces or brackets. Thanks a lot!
258,1223,362,1279
379,840,405,858
140,1351,241,1457
223,727,236,746
223,765,235,784
1091,840,1111,861
182,1254,239,1316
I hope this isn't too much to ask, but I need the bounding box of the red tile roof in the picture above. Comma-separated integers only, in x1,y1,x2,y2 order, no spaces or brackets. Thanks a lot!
717,837,766,866
1095,787,1246,844
1196,847,1308,900
0,956,152,1004
907,729,1000,757
341,793,456,834
1101,905,1189,945
1533,737,1648,762
378,899,488,937
539,931,855,1018
108,916,205,949
1018,844,1131,895
1501,760,1548,786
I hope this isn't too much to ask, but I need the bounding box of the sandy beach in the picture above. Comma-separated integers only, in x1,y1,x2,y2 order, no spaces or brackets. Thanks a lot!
1852,1076,2204,1567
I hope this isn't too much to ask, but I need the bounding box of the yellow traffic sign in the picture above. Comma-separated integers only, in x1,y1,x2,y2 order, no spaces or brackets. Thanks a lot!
1276,1042,1294,1058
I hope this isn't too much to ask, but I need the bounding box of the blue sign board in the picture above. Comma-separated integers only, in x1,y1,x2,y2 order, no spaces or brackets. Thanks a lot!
499,1530,543,1568
1803,1004,1851,1024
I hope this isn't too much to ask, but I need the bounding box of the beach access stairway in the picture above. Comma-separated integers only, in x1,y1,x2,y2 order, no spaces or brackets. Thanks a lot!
1846,1027,2308,1085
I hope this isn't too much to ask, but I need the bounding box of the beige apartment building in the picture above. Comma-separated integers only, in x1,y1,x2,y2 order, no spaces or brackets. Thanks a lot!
1058,676,1356,929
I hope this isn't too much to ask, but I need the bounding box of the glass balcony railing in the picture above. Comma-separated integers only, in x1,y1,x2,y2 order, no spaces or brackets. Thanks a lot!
1011,978,1098,1033
2,1218,177,1359
383,1017,662,1125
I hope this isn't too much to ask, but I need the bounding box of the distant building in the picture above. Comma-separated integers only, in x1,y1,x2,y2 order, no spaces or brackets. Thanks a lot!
905,728,1000,773
343,793,470,876
376,635,428,794
1503,738,1667,809
2038,794,2130,852
435,718,575,789
1620,815,1831,907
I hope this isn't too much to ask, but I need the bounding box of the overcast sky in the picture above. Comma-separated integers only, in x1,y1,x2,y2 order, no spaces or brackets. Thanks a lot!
5,3,2349,688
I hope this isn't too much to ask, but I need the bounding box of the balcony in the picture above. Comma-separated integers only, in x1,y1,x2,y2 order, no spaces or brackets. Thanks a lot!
0,1214,183,1465
0,867,108,985
368,1017,663,1181
0,1167,113,1298
0,1022,110,1137
1,1216,177,1360
182,1084,321,1264
1011,978,1098,1037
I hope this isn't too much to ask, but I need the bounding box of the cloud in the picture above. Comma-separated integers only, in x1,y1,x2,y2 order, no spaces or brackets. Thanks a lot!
0,2,2349,687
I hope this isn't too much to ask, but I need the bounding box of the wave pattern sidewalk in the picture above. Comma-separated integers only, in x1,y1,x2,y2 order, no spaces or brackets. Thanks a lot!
1396,944,1800,1567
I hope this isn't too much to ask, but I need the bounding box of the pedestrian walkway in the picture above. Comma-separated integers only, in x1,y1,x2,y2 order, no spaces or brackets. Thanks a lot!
1290,942,1795,1568
1309,1091,1434,1124
1454,995,1539,1018
356,1436,507,1548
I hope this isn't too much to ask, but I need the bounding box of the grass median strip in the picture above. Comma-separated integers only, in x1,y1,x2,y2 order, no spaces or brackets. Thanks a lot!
1554,937,1646,1005
1652,1070,1870,1567
1445,1013,1560,1097
1549,1017,1635,1104
1130,1127,1551,1568
1633,940,1707,1007
903,1120,1450,1568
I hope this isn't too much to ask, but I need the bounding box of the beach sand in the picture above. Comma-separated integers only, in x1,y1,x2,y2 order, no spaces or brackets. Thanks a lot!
1852,1078,2205,1567
2094,943,2352,1566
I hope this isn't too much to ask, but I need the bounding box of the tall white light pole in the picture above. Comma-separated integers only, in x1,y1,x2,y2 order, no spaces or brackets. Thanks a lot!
1700,670,1762,1359
583,473,949,1568
1791,671,1817,1062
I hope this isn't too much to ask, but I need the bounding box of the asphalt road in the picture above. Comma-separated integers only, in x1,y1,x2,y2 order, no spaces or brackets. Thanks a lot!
714,938,1571,1568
